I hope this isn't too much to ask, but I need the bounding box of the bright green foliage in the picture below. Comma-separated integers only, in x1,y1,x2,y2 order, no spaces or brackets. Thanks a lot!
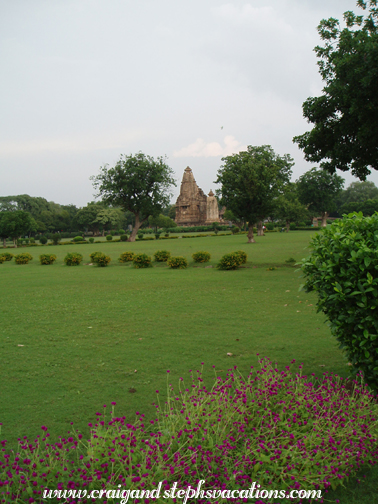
73,236,84,242
91,152,176,242
120,234,128,242
133,253,152,269
15,253,33,265
94,253,111,267
153,250,171,262
106,235,113,241
301,212,378,390
234,250,247,264
293,1,378,180
64,252,83,266
119,251,134,263
88,237,94,243
216,145,293,243
296,168,344,226
167,256,188,269
217,252,244,270
0,252,13,261
39,254,57,265
192,251,211,263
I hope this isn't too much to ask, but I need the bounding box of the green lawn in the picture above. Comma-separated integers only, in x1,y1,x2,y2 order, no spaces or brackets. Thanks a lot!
1,231,377,502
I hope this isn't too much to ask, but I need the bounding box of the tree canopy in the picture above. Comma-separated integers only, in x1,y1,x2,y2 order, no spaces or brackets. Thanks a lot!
91,152,176,241
215,145,293,243
273,183,308,232
0,211,37,247
296,168,344,226
293,0,378,180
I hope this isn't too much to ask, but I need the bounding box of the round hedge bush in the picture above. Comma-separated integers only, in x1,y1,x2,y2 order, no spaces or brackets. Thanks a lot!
217,252,243,270
154,250,171,262
94,253,111,267
89,251,103,263
0,252,13,262
120,234,128,242
167,256,188,269
0,256,6,264
72,236,84,242
39,236,48,244
119,251,134,263
133,253,152,269
64,252,83,266
234,250,247,265
39,254,57,265
192,251,211,263
15,253,33,265
88,237,94,243
106,235,113,241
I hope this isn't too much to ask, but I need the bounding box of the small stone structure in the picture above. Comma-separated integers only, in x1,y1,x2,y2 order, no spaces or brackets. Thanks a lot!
175,167,221,226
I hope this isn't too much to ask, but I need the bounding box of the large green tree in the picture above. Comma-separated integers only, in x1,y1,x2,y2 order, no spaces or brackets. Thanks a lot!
215,145,293,243
91,153,176,241
293,1,378,180
273,183,308,232
296,168,344,226
0,211,37,247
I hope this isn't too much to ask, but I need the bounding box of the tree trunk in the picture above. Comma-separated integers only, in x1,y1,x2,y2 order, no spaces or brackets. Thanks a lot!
286,219,290,232
3,238,6,247
257,221,264,236
13,237,17,248
321,212,328,227
128,213,144,242
247,223,256,243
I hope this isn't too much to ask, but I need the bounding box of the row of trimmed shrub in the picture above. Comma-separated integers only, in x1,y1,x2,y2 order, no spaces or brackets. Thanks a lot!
1,250,248,270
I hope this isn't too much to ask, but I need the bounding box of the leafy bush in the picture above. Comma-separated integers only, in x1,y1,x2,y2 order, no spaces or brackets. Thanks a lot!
154,250,171,262
64,252,83,266
137,232,144,240
155,232,161,240
301,212,378,390
167,256,188,269
0,252,13,261
231,226,240,234
0,256,6,264
290,222,297,230
72,236,84,242
118,229,125,235
120,234,128,242
133,253,152,269
39,254,57,265
89,251,103,263
88,237,94,243
266,222,274,231
39,235,48,244
119,251,134,263
192,251,211,263
29,237,35,244
234,250,247,264
217,252,243,270
94,253,111,267
298,222,306,228
51,233,61,245
106,234,113,241
14,253,33,265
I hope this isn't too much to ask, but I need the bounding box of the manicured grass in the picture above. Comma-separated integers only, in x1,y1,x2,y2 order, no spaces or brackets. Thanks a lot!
1,231,376,502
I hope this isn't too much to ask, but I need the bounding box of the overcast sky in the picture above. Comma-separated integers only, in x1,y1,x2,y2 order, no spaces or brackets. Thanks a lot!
1,0,375,208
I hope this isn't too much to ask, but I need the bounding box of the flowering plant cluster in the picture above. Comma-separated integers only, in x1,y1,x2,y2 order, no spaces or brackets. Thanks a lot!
0,253,13,262
217,251,247,270
167,256,188,269
14,253,33,265
153,250,171,262
1,359,377,503
118,251,134,263
64,253,83,266
39,254,57,265
191,251,211,263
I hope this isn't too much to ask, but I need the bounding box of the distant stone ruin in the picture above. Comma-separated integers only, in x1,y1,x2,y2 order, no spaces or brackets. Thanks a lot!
175,167,221,226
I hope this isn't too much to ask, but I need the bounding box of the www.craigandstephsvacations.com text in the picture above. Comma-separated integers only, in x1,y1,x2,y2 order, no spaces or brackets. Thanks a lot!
43,480,322,502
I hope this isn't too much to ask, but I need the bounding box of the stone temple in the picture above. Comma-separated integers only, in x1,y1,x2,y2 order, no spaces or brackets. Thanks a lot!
175,167,221,226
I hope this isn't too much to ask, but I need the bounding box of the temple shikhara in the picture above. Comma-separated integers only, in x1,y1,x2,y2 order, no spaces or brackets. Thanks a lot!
175,167,222,226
